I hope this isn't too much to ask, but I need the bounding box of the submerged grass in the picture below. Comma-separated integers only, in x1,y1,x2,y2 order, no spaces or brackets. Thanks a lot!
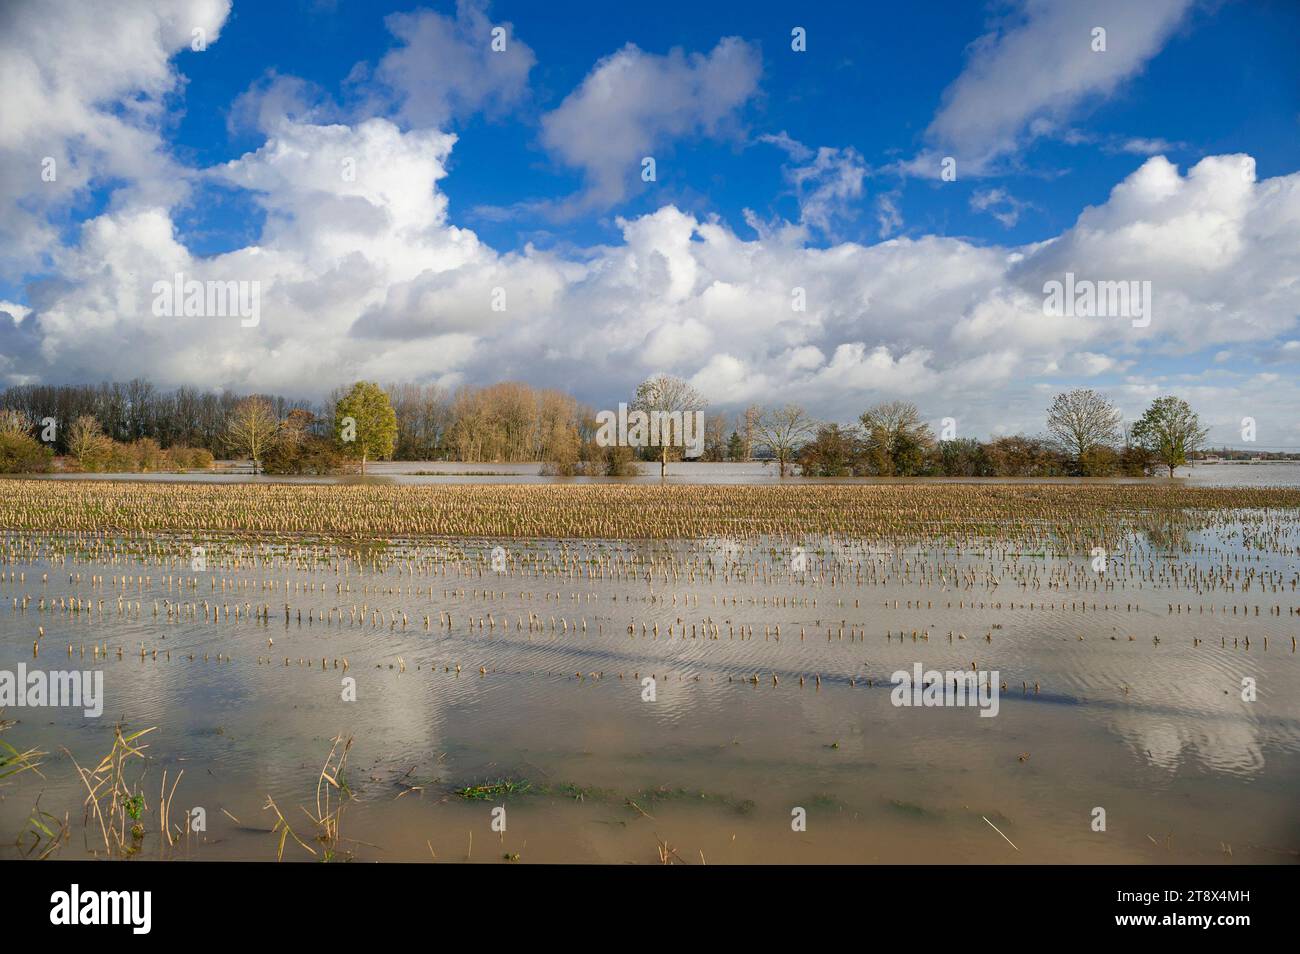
889,799,934,818
449,777,756,816
17,796,69,860
0,717,45,783
455,779,532,800
66,724,159,858
635,784,757,815
263,733,355,862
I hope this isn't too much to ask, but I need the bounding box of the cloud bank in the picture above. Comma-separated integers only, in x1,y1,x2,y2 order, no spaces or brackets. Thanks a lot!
2,0,1298,448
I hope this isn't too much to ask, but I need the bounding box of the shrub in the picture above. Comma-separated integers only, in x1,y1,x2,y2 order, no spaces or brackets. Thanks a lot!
800,424,864,477
0,432,54,473
1079,445,1120,477
69,435,115,472
165,446,215,471
262,434,348,475
577,443,639,476
129,438,164,472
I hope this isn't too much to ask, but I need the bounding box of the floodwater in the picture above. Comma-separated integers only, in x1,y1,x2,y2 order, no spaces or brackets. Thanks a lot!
29,459,1300,487
2,515,1298,864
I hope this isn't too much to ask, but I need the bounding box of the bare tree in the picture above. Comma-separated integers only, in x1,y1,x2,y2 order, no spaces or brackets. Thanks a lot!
1046,389,1121,468
753,405,818,477
0,408,33,436
67,415,107,463
225,397,280,474
633,374,707,477
389,382,451,460
741,405,761,461
0,380,310,456
702,412,729,462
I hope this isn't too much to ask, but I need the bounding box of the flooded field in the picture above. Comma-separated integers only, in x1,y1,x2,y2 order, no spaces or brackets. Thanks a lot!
29,460,1300,487
1,480,1298,863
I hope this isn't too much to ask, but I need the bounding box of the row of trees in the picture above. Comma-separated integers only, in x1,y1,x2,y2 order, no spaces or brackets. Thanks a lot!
1,377,1211,478
0,381,311,456
796,391,1209,478
0,382,398,476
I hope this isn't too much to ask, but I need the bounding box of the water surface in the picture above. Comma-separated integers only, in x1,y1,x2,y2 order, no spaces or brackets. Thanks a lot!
30,459,1300,487
2,517,1296,863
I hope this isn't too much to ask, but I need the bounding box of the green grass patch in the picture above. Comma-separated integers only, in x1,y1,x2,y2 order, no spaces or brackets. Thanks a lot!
454,779,531,800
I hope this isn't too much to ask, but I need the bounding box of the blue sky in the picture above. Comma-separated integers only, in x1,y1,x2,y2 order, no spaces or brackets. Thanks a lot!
2,0,1299,445
160,0,1300,255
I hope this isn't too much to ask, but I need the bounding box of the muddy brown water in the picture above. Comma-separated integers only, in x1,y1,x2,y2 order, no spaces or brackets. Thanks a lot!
1,526,1297,864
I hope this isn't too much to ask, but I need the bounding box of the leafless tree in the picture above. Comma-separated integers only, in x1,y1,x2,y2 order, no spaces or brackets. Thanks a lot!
67,415,107,462
1046,388,1121,466
0,408,33,436
225,397,280,474
633,374,707,477
740,405,761,461
753,405,818,477
702,412,729,461
388,382,451,460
